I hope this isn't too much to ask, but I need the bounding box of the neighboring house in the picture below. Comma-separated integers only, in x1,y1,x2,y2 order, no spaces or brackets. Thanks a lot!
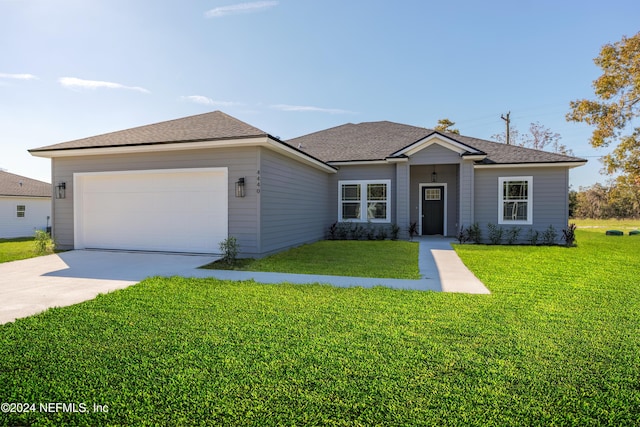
29,111,586,256
0,170,51,238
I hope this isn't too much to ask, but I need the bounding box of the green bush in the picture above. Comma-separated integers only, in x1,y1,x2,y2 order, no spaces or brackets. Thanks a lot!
542,225,558,245
487,223,504,245
219,236,239,266
33,230,55,254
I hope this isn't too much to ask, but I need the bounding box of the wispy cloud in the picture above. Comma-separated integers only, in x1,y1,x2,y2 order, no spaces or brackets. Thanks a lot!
58,77,150,94
270,104,357,115
180,95,242,107
0,73,38,80
205,1,278,18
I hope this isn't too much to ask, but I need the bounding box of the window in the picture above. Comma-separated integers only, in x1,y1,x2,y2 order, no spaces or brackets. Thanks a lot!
339,180,391,222
16,205,26,218
425,188,441,201
498,177,532,225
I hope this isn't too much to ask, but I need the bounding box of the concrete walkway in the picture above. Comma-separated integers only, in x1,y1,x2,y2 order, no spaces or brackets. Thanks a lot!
187,237,490,294
0,237,489,324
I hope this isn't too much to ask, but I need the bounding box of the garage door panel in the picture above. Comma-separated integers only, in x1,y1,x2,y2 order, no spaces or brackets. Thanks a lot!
75,168,227,253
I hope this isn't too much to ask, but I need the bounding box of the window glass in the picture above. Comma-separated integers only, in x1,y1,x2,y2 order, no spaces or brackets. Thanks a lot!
367,184,386,200
342,184,360,201
367,202,387,220
342,203,360,220
425,188,441,200
17,205,25,218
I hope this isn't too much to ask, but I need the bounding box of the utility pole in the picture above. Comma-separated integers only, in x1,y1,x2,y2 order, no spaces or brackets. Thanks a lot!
501,111,511,145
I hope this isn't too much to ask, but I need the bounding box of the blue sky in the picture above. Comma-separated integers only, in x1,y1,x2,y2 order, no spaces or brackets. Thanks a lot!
1,0,639,188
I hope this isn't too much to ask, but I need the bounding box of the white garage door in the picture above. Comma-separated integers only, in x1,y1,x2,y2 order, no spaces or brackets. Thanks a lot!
74,168,227,253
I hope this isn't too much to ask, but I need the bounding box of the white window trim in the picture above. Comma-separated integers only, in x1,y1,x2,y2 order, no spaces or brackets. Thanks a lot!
338,179,391,223
498,176,533,225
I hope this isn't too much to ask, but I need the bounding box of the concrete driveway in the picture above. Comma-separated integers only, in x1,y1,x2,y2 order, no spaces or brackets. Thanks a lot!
0,250,218,325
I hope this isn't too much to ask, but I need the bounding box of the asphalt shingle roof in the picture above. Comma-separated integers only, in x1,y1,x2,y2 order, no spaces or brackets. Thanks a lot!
0,171,51,197
29,111,268,152
289,121,586,165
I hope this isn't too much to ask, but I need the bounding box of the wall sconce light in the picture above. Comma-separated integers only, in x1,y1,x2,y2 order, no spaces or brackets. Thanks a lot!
431,167,438,183
235,177,245,198
55,182,66,199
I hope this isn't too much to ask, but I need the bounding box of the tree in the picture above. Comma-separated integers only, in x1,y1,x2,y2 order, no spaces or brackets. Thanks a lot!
491,122,572,154
434,118,460,134
566,31,640,184
524,121,560,151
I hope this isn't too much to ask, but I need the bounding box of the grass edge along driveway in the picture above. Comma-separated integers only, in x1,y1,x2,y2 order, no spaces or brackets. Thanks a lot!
203,240,421,279
1,229,639,425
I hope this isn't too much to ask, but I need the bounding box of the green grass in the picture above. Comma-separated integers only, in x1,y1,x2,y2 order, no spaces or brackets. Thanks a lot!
572,218,640,229
203,240,421,279
1,230,639,425
0,237,39,263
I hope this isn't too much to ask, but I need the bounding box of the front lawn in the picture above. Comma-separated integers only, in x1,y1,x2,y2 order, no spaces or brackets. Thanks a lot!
1,229,639,425
203,240,421,279
0,237,38,264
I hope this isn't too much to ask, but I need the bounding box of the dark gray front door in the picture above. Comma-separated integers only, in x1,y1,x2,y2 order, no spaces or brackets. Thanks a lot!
422,186,444,235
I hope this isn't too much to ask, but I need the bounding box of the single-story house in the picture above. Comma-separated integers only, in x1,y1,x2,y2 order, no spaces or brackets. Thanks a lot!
29,111,586,256
0,170,51,238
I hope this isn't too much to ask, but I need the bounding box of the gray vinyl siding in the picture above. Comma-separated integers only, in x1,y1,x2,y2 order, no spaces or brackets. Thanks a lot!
474,167,570,243
459,161,474,228
51,147,260,254
395,163,410,238
409,164,459,236
409,143,461,165
329,163,396,223
258,148,331,255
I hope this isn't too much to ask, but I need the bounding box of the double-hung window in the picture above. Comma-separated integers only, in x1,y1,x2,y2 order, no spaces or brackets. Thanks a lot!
498,176,532,225
16,205,26,218
339,180,391,222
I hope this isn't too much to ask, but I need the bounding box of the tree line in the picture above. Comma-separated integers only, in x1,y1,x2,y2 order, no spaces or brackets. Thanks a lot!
571,179,640,219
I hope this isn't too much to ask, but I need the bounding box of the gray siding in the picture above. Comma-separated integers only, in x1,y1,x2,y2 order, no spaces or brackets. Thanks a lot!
409,143,461,165
51,147,260,254
258,147,331,255
395,162,410,239
459,161,474,227
409,164,459,236
474,167,570,242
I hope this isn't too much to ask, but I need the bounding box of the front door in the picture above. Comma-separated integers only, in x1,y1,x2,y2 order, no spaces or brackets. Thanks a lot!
422,186,445,235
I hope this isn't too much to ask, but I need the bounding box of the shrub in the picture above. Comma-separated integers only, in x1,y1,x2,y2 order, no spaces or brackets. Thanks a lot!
376,227,388,240
34,230,55,254
487,223,504,245
336,223,350,240
527,229,540,245
366,225,376,240
219,236,239,266
390,223,400,241
408,222,419,241
456,226,470,244
327,222,338,240
562,223,577,246
467,222,482,244
351,224,365,240
542,225,558,245
506,227,521,245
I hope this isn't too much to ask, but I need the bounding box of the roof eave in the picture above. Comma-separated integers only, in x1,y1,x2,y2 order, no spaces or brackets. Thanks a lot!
30,134,337,173
474,161,588,169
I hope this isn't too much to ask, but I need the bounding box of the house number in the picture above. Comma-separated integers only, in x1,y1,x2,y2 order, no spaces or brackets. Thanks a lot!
256,170,261,193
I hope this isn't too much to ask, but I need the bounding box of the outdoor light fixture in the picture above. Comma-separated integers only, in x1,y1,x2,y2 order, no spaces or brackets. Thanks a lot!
431,166,438,183
235,177,245,198
55,182,66,199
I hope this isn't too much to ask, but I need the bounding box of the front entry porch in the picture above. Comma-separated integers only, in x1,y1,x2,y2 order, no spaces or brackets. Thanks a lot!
410,164,459,236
